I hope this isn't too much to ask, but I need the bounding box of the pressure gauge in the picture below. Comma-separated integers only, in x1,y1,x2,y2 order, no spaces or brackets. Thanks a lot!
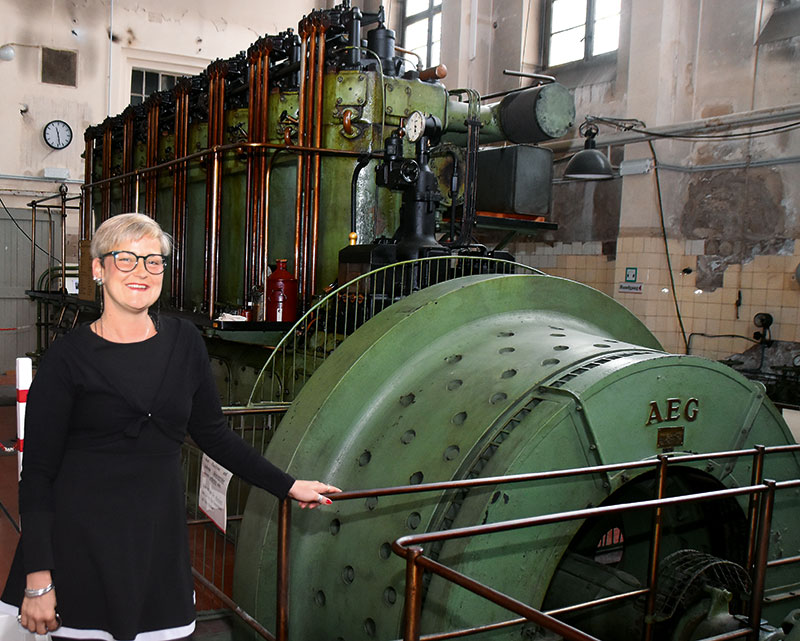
404,111,426,142
43,119,73,150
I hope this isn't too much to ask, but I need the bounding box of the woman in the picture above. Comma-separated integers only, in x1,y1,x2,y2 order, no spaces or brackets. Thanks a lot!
1,213,340,640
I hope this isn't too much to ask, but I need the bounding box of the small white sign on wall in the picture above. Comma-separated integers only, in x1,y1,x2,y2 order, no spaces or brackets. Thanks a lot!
619,282,643,294
199,454,233,532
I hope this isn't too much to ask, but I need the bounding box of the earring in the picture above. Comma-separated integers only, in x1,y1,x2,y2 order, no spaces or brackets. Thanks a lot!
94,277,103,286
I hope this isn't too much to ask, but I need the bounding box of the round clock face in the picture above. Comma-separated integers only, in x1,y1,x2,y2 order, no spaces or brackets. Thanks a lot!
404,111,426,142
43,120,73,150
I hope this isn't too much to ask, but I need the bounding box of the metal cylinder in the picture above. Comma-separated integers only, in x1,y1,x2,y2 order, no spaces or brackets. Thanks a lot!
498,82,576,143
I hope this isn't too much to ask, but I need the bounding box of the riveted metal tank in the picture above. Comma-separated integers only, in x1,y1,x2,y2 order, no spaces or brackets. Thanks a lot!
233,273,800,640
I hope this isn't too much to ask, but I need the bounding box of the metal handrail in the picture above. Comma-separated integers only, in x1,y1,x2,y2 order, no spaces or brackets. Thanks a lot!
81,140,385,191
294,444,799,641
196,411,800,641
246,256,541,406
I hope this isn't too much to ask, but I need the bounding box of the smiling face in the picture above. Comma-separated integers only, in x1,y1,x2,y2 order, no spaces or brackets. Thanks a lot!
93,235,164,316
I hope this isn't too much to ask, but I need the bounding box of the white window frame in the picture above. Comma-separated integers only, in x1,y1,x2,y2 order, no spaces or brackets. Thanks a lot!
545,0,620,69
402,0,443,69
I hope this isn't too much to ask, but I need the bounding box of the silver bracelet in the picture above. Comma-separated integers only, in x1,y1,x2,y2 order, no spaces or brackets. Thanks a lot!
24,583,54,598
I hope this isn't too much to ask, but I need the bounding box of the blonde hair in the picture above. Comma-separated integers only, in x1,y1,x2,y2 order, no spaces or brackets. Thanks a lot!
91,213,172,258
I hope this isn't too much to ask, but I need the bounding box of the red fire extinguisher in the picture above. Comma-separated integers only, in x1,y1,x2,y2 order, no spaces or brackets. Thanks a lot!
266,259,298,322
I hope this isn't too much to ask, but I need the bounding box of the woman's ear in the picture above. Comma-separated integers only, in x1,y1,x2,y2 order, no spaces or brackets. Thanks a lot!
92,257,103,281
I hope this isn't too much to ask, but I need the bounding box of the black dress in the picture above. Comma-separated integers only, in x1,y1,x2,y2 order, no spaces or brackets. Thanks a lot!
0,317,294,641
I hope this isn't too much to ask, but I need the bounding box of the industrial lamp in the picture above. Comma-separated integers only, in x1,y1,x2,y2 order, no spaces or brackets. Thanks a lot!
563,122,614,180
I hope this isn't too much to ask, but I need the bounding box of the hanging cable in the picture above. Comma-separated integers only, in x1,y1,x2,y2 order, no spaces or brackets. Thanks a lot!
0,195,63,263
648,141,689,354
587,115,800,141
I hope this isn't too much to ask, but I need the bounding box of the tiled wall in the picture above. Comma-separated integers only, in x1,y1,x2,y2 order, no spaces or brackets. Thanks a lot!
511,241,617,297
512,236,800,360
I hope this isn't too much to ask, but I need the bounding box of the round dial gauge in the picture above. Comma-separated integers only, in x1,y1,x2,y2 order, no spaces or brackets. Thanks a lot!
43,120,73,150
404,111,426,142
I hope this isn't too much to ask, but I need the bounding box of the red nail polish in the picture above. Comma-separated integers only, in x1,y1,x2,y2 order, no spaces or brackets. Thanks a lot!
324,498,333,505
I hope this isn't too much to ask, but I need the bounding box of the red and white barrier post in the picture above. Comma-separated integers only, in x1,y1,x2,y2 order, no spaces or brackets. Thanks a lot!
16,357,32,481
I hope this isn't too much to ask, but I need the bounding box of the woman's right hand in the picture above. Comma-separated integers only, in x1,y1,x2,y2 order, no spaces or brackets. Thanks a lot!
18,571,59,635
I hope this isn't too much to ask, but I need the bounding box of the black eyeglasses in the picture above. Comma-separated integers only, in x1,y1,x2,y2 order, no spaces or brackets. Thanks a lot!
102,251,168,275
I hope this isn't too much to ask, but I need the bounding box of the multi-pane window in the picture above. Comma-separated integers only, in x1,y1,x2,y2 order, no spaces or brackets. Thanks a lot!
548,0,620,67
130,69,180,105
403,0,442,68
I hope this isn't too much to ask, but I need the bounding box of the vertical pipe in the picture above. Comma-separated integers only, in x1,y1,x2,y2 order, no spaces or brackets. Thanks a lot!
122,112,133,209
294,28,309,297
208,149,220,319
173,84,189,306
257,49,271,298
213,81,225,311
402,547,424,641
60,188,67,294
81,136,94,241
262,150,284,314
749,480,775,641
300,23,318,303
30,204,37,291
309,25,326,298
203,75,216,305
134,172,140,213
643,454,668,641
276,498,292,641
245,46,259,300
102,127,112,221
746,445,766,570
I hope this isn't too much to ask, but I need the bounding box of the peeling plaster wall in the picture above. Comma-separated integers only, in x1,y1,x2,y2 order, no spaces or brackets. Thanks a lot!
479,0,800,361
0,0,315,209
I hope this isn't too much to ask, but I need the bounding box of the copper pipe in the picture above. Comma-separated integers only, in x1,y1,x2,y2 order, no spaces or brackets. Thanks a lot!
134,172,140,214
643,455,669,641
191,569,276,641
261,149,287,309
746,445,766,570
402,547,424,641
213,71,225,312
101,127,112,221
85,141,382,190
767,553,800,568
203,72,218,306
245,47,259,298
309,24,326,298
207,149,221,319
171,84,189,306
392,485,765,553
250,45,271,304
81,136,93,240
293,28,309,296
146,100,160,215
259,43,270,142
122,113,132,209
299,23,318,302
276,498,291,641
749,479,776,641
179,88,189,305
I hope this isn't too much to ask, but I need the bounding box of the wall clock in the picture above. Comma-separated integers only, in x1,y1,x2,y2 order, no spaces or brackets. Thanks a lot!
43,119,73,150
